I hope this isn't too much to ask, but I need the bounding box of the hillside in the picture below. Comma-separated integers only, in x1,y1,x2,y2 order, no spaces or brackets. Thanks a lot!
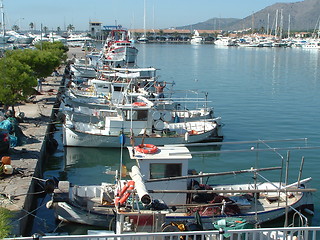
178,0,320,32
177,18,240,30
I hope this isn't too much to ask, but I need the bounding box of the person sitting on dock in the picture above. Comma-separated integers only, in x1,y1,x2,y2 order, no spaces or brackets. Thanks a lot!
154,81,166,99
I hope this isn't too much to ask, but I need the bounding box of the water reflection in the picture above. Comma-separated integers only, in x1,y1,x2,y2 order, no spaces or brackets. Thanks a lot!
62,147,134,185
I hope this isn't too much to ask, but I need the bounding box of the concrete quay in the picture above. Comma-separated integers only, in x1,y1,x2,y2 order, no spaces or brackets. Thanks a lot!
0,73,62,236
0,47,86,237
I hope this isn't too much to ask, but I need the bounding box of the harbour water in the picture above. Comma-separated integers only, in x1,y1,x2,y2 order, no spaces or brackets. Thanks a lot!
31,44,320,235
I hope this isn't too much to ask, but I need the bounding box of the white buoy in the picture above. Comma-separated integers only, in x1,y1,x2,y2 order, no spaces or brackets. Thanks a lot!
3,165,13,175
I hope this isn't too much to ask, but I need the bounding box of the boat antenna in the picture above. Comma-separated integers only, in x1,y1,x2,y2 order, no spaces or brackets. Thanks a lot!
119,128,126,180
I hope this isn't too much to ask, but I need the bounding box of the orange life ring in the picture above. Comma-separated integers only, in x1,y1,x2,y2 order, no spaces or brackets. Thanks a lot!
135,144,158,154
188,130,198,135
115,180,135,206
132,102,147,107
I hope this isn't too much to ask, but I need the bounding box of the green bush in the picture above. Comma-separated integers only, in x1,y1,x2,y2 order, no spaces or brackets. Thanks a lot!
0,41,69,113
0,207,12,238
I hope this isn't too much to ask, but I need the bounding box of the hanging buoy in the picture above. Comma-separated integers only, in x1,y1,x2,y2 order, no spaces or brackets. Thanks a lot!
119,134,126,146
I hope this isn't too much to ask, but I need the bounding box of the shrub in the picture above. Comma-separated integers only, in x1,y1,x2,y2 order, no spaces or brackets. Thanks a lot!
0,207,12,238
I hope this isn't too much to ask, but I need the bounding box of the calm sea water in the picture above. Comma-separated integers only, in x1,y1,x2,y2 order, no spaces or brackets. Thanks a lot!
31,44,320,235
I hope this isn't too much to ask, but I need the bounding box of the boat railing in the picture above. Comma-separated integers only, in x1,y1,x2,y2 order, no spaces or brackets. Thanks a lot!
289,205,310,227
4,227,320,240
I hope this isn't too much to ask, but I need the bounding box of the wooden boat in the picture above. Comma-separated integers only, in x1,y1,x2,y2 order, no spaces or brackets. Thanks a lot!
48,145,314,229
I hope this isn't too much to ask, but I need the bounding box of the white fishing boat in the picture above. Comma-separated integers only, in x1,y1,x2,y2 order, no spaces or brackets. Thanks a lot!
70,58,97,78
48,143,314,229
103,29,138,67
62,100,222,147
61,70,217,125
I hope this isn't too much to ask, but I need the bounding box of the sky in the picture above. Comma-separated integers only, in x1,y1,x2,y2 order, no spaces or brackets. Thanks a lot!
5,0,298,31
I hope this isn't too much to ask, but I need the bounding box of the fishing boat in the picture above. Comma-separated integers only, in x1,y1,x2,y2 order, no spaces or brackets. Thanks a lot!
48,143,314,229
62,98,222,147
69,57,98,79
103,29,138,67
61,78,217,123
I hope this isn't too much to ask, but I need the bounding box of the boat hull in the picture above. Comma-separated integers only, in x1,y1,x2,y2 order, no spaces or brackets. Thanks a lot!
63,124,222,147
105,46,138,64
53,202,115,227
52,191,313,229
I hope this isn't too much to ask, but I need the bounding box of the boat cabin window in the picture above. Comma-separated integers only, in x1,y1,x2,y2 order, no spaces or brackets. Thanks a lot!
124,110,148,121
97,85,109,89
150,163,182,179
114,86,124,92
100,111,117,118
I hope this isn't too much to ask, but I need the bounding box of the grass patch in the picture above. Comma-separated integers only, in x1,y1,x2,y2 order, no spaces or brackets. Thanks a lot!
0,207,12,238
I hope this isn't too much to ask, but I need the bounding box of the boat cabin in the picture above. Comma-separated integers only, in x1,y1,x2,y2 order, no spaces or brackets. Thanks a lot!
127,145,192,205
104,102,153,135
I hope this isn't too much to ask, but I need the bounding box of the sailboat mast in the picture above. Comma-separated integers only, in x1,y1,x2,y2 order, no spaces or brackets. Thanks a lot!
279,9,283,40
143,0,146,36
288,14,291,38
267,13,270,36
275,9,279,38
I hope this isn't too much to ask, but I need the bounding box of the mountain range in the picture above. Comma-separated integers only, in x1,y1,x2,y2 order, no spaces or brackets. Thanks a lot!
178,0,320,32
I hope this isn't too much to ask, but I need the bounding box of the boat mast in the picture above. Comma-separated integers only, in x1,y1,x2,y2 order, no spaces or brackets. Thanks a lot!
288,14,291,38
275,9,279,39
143,0,146,37
267,13,270,36
279,9,283,40
0,0,5,36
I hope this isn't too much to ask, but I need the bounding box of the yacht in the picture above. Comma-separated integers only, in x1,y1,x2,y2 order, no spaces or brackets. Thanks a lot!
190,30,203,44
